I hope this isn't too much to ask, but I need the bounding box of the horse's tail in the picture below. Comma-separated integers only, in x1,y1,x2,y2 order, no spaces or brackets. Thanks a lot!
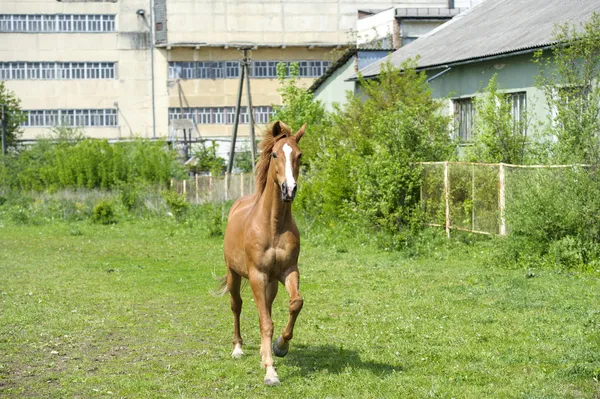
211,272,229,297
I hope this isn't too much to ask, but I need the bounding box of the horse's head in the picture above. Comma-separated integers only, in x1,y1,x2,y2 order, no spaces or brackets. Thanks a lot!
270,121,306,202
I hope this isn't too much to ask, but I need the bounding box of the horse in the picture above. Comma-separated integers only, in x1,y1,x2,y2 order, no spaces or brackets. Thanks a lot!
221,120,306,386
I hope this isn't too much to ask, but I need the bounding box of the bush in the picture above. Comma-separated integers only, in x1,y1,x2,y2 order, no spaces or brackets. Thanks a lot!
91,200,118,225
162,190,189,220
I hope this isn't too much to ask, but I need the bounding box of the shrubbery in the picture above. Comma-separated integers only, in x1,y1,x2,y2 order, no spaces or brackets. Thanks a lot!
1,128,183,191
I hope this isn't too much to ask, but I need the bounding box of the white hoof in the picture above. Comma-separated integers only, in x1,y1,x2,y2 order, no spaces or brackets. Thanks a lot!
264,366,280,386
231,344,244,359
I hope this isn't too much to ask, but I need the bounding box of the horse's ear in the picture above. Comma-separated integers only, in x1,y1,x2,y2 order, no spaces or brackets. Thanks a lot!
294,124,307,143
272,121,290,137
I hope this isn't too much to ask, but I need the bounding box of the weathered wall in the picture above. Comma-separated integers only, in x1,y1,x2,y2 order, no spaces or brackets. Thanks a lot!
1,0,155,140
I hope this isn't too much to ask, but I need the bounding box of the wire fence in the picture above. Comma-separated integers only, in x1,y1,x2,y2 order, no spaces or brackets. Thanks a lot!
172,163,590,237
419,162,592,237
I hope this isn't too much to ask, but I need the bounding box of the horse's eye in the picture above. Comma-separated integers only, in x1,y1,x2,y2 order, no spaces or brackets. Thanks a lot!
298,154,303,160
272,152,278,159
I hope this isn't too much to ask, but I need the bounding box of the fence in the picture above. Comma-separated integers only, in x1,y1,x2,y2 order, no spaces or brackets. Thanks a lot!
172,163,589,237
419,162,591,237
171,173,254,204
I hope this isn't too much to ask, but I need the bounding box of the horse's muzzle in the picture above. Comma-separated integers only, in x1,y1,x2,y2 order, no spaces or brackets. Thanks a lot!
281,182,297,202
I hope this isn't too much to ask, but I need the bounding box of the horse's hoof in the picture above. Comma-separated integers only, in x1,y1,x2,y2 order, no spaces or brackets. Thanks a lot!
264,375,280,386
231,344,244,359
272,336,289,358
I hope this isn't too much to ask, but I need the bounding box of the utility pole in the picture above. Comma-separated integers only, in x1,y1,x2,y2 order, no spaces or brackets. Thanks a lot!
226,48,256,174
1,104,7,156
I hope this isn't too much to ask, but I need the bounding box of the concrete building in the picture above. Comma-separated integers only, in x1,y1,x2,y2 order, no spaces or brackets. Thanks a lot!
312,1,484,111
355,0,600,143
1,0,479,158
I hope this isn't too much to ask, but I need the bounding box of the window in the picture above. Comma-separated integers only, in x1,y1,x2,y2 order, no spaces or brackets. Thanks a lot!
254,106,271,124
308,61,322,77
12,62,26,79
0,63,10,80
298,61,309,77
180,62,196,79
100,62,114,79
508,92,527,128
252,61,268,78
225,61,239,78
213,108,225,124
22,109,117,127
453,98,474,142
168,108,181,120
197,108,212,124
58,62,71,79
168,62,182,79
58,15,71,32
213,62,224,79
0,14,116,32
198,62,211,79
72,63,86,79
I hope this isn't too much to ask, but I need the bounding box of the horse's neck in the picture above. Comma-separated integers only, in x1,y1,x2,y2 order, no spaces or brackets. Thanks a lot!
256,179,292,236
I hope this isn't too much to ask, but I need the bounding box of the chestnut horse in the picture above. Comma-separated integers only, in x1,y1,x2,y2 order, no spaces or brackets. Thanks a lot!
221,121,306,385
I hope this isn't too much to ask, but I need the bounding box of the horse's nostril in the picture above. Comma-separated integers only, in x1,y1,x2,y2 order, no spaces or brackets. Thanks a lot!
292,186,297,196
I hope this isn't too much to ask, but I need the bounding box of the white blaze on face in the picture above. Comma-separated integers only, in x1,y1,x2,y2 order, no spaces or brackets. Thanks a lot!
282,143,296,190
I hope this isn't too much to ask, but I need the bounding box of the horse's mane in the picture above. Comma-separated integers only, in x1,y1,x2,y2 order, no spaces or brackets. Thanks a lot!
255,123,292,194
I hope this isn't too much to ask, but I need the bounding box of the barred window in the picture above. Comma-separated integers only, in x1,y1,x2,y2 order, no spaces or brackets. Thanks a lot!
168,62,182,79
12,62,26,79
87,63,100,79
44,110,59,127
298,61,309,77
168,109,180,120
22,109,118,127
225,61,239,78
74,109,89,126
27,15,42,32
198,62,211,79
198,108,212,124
0,15,10,31
100,62,114,79
213,108,225,124
0,14,116,32
88,15,102,32
0,63,10,80
181,62,196,79
254,106,271,124
27,62,41,79
73,15,87,32
58,15,71,32
43,15,56,32
72,63,86,79
213,62,224,79
168,106,273,125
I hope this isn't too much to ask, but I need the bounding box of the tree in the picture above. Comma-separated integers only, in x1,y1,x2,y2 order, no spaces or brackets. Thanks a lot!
465,74,530,164
534,12,600,164
0,81,26,150
189,140,225,176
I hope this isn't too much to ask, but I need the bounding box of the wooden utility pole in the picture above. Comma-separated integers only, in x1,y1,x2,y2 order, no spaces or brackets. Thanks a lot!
226,48,256,174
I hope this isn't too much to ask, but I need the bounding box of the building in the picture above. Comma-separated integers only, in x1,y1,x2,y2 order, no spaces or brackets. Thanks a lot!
0,0,478,158
311,0,484,111
354,0,600,143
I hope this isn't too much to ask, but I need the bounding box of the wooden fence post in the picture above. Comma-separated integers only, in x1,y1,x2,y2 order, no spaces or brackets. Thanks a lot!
240,173,244,197
195,174,199,204
499,163,506,235
183,179,187,195
444,161,450,238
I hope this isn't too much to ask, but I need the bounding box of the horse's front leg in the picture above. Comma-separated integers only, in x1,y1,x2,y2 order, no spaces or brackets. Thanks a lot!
273,265,303,358
249,269,279,385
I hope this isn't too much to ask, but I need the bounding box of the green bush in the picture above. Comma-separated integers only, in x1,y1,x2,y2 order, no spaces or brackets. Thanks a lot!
1,131,184,191
91,200,118,225
162,190,189,220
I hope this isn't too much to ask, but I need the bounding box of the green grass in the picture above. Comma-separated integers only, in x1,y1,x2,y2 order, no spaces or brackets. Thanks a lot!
1,219,600,398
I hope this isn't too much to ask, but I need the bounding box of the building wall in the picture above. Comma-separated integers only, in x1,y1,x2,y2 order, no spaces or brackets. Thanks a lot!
1,0,155,141
425,52,549,129
313,57,356,112
166,0,465,46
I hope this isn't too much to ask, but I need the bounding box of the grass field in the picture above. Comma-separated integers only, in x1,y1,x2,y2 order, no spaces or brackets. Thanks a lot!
1,219,600,398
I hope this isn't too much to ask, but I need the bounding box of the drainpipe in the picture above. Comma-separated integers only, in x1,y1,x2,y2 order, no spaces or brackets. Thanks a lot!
149,0,156,139
426,66,451,83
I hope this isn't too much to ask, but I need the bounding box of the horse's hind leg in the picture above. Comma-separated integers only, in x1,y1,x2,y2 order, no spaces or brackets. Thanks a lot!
228,269,244,359
273,266,303,358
